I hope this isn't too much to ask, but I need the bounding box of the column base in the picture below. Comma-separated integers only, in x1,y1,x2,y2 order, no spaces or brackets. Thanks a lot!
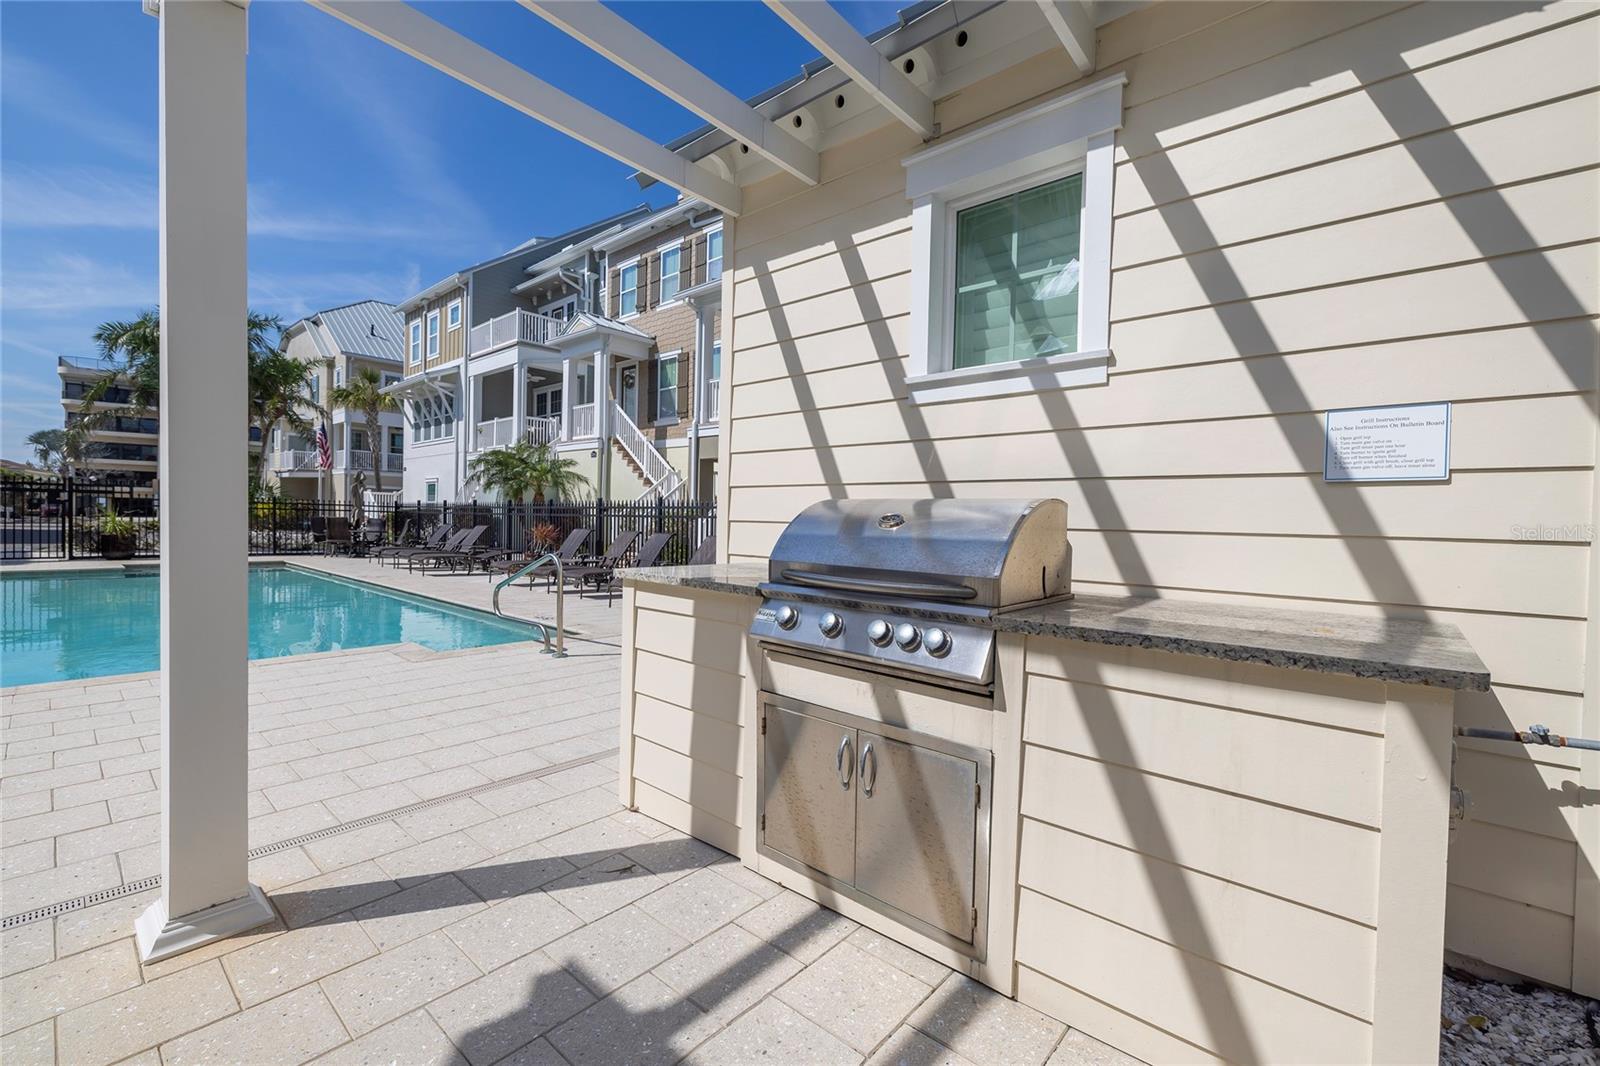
135,884,276,964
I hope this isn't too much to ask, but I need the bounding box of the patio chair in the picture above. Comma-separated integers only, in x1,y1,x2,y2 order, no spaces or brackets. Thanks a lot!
373,522,450,563
367,518,411,560
486,527,593,586
554,529,638,594
407,524,489,572
584,531,675,605
687,534,717,566
323,517,353,556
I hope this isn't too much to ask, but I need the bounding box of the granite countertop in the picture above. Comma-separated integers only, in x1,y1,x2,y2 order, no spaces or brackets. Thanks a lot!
623,565,1490,691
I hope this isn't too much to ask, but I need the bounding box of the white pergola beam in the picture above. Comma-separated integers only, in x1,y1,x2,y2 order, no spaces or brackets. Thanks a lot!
764,0,935,138
520,0,818,186
137,0,273,964
310,0,742,215
1036,1,1096,75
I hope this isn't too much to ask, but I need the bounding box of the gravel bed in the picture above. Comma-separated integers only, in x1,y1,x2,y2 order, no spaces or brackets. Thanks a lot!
1440,967,1600,1065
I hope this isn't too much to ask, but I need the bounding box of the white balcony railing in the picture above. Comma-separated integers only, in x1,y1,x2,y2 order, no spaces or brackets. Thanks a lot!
474,416,519,451
700,380,720,424
266,449,321,472
611,401,684,502
336,450,403,473
568,403,597,439
468,308,567,355
527,415,562,447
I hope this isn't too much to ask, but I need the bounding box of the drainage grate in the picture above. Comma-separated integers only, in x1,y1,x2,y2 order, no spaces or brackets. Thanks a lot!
1,745,620,930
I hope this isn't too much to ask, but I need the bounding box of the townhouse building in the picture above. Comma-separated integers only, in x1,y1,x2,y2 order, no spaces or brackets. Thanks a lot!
265,300,406,503
390,199,724,505
57,357,161,498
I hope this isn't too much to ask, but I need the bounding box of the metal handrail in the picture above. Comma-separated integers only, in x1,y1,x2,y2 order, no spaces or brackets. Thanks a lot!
491,552,566,657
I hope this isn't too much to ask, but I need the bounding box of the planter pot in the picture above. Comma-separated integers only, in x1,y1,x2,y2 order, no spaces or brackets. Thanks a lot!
100,534,136,560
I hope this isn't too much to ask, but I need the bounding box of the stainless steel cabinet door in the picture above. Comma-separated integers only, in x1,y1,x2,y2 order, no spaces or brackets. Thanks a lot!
853,730,978,941
761,704,856,884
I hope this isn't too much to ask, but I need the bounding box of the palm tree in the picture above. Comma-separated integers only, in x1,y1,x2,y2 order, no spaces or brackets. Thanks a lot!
25,429,68,474
72,308,280,446
467,440,591,504
329,367,399,491
249,349,321,455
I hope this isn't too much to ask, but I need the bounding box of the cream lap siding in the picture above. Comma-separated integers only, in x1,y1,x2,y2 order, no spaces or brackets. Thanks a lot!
622,588,754,855
721,0,1600,997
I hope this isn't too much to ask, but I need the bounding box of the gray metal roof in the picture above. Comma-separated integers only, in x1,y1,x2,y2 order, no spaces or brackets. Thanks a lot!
313,300,405,363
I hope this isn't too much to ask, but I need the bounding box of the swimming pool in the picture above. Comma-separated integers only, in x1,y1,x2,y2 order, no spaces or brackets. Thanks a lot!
0,565,538,688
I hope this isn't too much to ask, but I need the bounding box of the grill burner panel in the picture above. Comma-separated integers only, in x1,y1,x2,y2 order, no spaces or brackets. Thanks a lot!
753,599,996,687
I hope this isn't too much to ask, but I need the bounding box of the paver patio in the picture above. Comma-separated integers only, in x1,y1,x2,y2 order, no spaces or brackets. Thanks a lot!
0,558,1131,1065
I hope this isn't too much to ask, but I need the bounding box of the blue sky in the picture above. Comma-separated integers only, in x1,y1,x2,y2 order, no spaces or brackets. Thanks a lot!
0,0,902,463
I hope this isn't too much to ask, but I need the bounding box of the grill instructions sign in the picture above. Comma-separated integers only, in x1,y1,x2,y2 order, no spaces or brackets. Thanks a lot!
1324,402,1451,482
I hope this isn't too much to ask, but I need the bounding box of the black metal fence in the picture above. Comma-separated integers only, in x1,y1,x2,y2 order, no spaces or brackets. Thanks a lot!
3,475,715,565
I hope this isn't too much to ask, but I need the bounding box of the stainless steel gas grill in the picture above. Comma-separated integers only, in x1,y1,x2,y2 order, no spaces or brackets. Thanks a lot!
751,499,1070,961
751,498,1071,691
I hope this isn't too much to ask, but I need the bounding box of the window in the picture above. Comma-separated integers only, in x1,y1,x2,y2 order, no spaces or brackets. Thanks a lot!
409,320,422,364
903,74,1122,403
659,245,681,302
656,354,679,423
447,299,462,331
709,341,722,383
425,479,438,503
706,227,723,281
619,262,639,317
382,372,401,388
334,365,342,385
350,429,366,452
409,393,457,443
952,173,1083,369
389,430,404,454
574,363,595,405
309,375,320,403
426,311,440,358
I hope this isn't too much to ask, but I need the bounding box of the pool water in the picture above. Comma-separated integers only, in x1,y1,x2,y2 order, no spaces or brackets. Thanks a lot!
1,566,538,688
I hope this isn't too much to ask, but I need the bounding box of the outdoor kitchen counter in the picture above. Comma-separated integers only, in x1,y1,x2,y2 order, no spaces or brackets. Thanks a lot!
623,565,1490,691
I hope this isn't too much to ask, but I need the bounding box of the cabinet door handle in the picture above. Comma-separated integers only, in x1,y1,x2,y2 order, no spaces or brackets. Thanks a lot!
836,734,853,790
860,742,877,797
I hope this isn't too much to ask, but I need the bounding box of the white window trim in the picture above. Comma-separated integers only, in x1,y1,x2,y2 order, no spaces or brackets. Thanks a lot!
408,320,422,365
426,310,441,359
705,224,724,281
654,349,682,426
616,258,641,319
446,299,462,331
903,72,1123,404
656,240,685,305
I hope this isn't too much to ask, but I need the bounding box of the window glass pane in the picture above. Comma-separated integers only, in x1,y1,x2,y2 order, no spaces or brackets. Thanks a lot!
661,248,681,300
952,173,1083,369
620,265,637,316
707,230,723,280
448,302,461,328
709,341,721,381
657,357,678,421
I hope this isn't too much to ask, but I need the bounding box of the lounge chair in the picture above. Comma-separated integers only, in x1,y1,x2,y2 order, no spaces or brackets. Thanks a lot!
555,530,639,594
687,534,716,566
374,523,451,564
365,519,410,561
407,524,489,572
323,517,353,556
584,531,676,605
486,527,593,586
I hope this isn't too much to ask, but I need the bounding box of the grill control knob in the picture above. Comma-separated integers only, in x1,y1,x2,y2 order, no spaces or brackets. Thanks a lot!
866,619,892,646
776,605,799,630
924,627,952,657
818,612,843,638
894,623,921,651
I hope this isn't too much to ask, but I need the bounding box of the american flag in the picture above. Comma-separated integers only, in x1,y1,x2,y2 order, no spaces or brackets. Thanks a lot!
315,423,332,471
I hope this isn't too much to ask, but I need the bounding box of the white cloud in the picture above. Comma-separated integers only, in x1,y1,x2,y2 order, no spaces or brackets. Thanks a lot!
0,253,155,314
1,52,156,164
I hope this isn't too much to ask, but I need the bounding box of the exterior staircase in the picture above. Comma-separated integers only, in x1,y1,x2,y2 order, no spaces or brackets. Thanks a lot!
609,402,684,502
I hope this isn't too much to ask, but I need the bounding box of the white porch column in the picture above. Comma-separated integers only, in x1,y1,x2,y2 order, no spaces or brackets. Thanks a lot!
594,340,611,498
511,360,527,447
560,356,576,442
137,0,273,964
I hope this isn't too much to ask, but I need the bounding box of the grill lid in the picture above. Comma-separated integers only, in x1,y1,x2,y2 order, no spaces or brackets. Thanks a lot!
767,498,1070,611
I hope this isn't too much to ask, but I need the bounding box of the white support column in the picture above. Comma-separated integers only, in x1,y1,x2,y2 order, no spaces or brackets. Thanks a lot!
595,341,611,499
560,356,576,442
137,0,273,965
511,361,527,446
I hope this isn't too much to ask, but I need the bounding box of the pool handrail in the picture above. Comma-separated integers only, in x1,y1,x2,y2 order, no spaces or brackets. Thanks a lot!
492,552,566,657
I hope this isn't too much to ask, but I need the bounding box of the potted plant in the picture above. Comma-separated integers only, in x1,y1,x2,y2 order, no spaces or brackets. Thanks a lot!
99,505,137,560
